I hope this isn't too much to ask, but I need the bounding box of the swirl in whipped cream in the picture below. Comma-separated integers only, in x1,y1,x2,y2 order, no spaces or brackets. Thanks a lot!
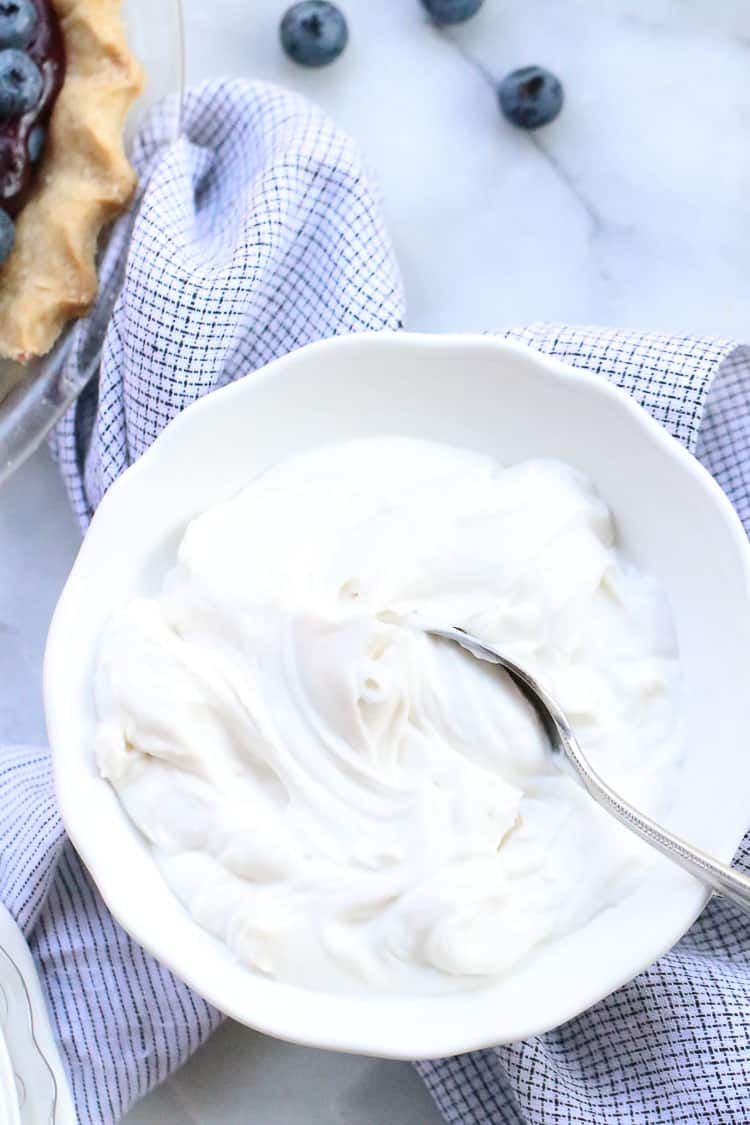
95,438,682,994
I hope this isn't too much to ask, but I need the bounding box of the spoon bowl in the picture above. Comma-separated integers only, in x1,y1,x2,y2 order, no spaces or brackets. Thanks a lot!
427,624,750,916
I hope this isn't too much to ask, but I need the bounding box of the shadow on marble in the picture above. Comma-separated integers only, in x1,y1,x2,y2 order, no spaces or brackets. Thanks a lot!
124,1021,442,1125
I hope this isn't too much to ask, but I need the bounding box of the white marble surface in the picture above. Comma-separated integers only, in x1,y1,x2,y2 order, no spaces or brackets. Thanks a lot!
3,0,750,1120
186,0,750,339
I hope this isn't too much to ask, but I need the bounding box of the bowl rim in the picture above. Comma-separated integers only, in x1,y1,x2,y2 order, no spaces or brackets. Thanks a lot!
44,330,750,1058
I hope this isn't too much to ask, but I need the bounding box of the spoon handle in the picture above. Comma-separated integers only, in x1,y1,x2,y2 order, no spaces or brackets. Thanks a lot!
555,729,750,913
428,625,750,916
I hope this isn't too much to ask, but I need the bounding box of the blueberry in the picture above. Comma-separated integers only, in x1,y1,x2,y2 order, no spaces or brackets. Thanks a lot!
420,0,483,24
27,121,43,161
0,49,42,117
0,0,36,49
280,1,348,67
0,207,14,263
498,66,564,130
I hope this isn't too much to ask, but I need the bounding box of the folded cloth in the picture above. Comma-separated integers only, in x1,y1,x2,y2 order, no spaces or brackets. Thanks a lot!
1,76,746,1125
51,77,404,528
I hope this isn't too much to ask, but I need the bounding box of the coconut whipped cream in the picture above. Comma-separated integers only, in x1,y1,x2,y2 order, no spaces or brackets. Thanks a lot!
95,438,682,995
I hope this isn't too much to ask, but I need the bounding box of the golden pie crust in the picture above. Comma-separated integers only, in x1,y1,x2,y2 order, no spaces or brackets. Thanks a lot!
0,0,143,362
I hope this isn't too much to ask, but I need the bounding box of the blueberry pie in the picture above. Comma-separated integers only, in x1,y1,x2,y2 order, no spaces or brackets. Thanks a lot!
0,0,142,361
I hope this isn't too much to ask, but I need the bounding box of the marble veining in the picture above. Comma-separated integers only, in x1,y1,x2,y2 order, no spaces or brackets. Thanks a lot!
183,0,750,338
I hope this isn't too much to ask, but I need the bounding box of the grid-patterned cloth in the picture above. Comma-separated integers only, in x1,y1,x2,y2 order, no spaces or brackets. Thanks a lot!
49,77,404,527
417,328,750,1125
2,77,747,1124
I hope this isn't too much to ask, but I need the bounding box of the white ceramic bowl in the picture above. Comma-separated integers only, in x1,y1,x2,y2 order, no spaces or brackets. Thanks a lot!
44,332,750,1059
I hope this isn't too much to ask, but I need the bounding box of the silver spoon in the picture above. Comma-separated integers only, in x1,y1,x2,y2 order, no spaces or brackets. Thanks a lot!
426,624,750,915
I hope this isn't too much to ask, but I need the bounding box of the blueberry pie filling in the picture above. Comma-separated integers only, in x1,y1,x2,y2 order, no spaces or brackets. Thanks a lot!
0,0,64,245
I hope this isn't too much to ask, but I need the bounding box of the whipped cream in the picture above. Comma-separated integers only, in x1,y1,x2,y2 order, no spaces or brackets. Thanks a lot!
95,438,682,994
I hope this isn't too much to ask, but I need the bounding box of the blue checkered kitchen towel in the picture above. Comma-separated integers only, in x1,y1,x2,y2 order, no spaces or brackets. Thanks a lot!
3,77,750,1123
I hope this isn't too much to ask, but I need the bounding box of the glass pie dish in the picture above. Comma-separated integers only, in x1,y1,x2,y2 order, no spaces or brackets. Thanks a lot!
0,0,185,487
